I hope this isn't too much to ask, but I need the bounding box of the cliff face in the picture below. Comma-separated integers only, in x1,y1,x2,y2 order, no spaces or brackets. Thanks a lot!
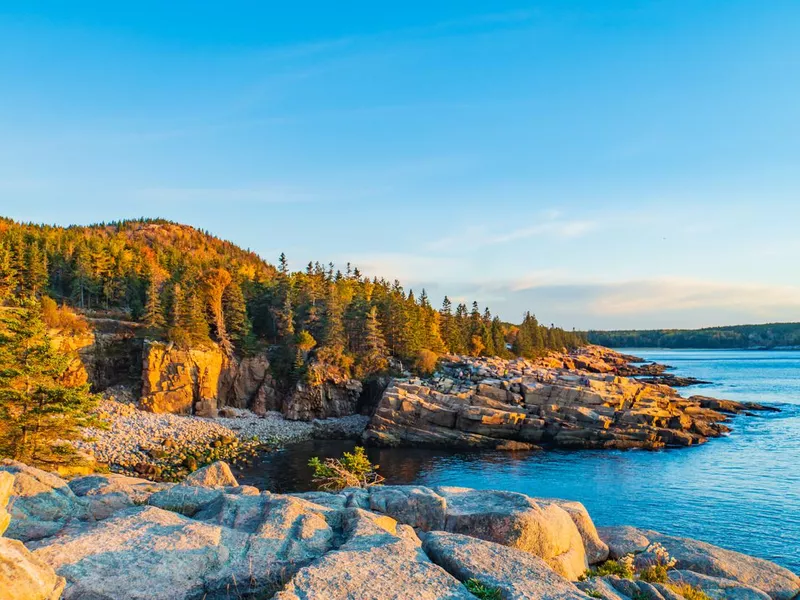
282,377,364,421
140,342,226,416
138,341,362,420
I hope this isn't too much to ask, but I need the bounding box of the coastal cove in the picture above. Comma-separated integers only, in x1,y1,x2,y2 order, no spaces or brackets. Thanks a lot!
235,349,800,574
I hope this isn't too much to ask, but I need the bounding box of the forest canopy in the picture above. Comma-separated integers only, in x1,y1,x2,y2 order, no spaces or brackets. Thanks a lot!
0,217,586,382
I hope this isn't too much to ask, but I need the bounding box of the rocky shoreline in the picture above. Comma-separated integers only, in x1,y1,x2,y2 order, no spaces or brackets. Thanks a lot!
67,345,778,478
364,347,774,451
1,459,797,599
75,391,369,481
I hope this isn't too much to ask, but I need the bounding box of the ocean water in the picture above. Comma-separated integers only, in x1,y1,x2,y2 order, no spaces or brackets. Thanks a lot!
236,349,800,573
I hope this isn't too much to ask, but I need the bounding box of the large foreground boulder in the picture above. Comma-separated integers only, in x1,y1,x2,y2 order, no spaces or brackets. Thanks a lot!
435,486,588,580
29,506,281,599
274,508,473,600
540,498,609,564
0,538,65,600
0,460,89,542
423,531,588,600
368,485,448,531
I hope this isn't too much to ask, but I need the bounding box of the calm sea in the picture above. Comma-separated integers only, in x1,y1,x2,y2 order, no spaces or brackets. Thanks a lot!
236,349,800,573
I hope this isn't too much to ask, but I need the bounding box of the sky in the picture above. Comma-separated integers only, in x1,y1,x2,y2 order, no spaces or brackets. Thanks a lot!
1,1,799,330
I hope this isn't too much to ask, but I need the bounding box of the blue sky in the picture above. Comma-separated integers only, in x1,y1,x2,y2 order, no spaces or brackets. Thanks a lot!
1,1,799,329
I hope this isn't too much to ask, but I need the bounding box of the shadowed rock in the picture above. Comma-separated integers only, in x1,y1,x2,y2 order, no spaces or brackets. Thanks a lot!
274,508,473,600
0,460,89,542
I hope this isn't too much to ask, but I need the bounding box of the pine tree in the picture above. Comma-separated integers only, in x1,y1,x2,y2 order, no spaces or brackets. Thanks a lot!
439,296,454,352
0,300,100,467
0,242,18,302
142,275,166,331
222,281,253,351
360,306,388,375
185,291,211,345
491,317,507,358
512,312,534,358
24,241,49,297
274,253,295,341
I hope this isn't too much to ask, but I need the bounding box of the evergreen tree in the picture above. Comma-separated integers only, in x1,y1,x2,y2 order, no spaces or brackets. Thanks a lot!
0,300,100,467
24,241,49,297
274,253,295,341
222,281,253,351
185,291,211,345
439,296,454,352
491,317,507,357
360,306,388,374
142,274,166,331
0,242,18,302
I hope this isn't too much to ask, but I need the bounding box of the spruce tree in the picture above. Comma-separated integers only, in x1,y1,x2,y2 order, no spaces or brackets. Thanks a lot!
24,241,49,297
185,291,211,345
0,242,18,303
360,306,388,374
222,281,253,351
439,296,454,352
0,300,100,467
142,274,166,331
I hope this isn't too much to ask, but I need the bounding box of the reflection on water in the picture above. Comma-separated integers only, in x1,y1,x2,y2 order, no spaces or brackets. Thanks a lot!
234,350,800,574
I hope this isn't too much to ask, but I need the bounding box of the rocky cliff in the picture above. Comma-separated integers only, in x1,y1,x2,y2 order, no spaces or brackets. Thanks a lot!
364,348,774,450
139,341,363,420
1,460,797,600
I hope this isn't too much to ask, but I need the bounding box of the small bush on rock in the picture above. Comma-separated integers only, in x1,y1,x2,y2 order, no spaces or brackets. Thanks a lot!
308,446,384,491
638,542,677,583
667,583,711,600
464,578,502,600
586,590,603,599
638,564,669,583
582,555,635,580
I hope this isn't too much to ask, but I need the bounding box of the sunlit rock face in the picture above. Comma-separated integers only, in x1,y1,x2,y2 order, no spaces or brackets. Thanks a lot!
364,347,770,451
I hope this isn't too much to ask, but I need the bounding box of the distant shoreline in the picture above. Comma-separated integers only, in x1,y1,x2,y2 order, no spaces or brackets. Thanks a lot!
612,346,800,351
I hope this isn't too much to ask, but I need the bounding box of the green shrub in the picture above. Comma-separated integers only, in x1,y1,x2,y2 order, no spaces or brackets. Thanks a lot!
586,589,603,599
667,583,711,600
464,578,502,600
583,556,635,580
638,564,669,583
308,446,384,491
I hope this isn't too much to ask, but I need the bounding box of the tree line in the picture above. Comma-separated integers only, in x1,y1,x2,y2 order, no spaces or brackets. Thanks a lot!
587,323,800,349
0,217,586,383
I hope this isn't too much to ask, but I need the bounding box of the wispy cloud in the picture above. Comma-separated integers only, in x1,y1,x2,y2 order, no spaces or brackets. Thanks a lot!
426,211,599,251
494,275,800,328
